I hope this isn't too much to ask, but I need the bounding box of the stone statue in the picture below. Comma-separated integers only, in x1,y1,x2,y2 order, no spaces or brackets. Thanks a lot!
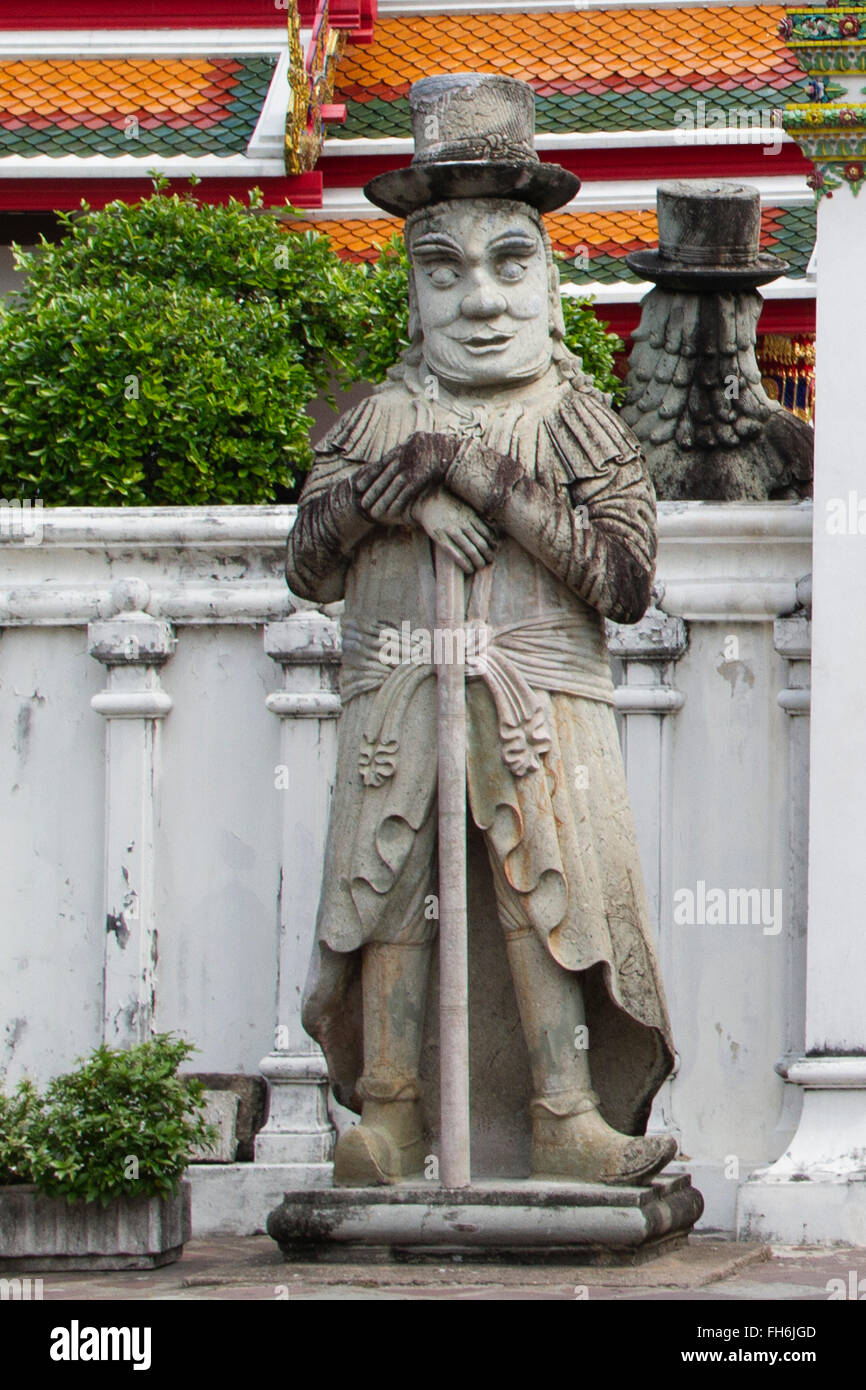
622,181,813,501
286,73,678,1188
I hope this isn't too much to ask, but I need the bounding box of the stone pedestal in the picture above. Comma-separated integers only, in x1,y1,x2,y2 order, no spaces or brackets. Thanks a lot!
267,1175,703,1264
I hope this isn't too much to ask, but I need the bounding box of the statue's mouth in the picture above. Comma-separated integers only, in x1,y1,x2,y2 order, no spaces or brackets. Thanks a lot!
458,331,515,353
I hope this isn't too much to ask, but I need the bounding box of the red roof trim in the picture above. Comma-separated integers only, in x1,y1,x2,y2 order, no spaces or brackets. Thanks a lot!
321,144,814,187
0,0,299,28
302,0,376,38
0,0,377,30
0,173,323,210
604,300,816,342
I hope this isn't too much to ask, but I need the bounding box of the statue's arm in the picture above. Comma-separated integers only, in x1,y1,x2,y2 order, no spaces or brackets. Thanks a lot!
285,469,374,604
444,439,656,625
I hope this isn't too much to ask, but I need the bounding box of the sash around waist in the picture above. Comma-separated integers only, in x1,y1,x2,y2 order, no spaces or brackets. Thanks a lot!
341,610,614,704
341,609,614,783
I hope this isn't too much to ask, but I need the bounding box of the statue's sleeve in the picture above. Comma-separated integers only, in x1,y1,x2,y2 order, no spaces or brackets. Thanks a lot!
285,463,373,604
444,391,657,625
284,400,385,603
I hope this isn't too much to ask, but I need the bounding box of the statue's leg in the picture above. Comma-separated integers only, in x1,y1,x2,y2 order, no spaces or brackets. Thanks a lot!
492,861,676,1184
333,937,432,1186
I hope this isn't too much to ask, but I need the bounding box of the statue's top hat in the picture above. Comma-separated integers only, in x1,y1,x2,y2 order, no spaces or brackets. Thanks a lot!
364,73,579,217
626,181,788,290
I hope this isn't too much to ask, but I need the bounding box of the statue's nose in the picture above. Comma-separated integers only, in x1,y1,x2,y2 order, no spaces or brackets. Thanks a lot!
460,285,508,319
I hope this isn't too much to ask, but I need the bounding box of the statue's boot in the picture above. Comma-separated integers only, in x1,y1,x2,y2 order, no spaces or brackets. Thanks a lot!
333,940,430,1186
504,927,677,1185
530,1105,677,1185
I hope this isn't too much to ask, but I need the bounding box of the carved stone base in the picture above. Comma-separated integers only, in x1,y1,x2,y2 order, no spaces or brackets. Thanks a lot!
737,1062,866,1245
266,1174,704,1264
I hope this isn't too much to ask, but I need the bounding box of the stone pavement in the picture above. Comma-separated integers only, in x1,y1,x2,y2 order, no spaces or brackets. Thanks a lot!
16,1236,866,1301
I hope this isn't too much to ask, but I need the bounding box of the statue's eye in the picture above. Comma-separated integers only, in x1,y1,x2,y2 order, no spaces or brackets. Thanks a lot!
429,265,459,288
498,259,527,282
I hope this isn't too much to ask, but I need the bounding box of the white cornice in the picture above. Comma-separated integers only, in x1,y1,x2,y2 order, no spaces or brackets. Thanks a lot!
0,28,293,55
575,176,812,211
561,278,815,304
0,506,297,626
376,0,769,12
0,155,288,178
246,50,291,159
324,131,795,158
0,506,294,549
316,175,814,216
0,503,812,629
563,279,654,304
656,500,812,624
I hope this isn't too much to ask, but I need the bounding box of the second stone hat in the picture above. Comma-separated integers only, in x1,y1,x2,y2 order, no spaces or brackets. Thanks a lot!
364,73,579,217
626,181,788,290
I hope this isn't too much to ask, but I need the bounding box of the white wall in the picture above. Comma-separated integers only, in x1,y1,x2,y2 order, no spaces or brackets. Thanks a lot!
0,501,812,1230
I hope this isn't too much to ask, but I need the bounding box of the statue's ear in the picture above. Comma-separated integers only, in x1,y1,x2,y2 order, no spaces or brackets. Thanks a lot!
406,262,421,343
548,253,566,340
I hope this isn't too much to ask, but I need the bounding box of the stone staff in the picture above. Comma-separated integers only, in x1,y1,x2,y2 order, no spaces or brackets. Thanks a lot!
435,546,471,1188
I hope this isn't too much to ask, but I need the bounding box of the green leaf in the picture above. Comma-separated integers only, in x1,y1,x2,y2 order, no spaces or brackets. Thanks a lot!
5,1033,215,1203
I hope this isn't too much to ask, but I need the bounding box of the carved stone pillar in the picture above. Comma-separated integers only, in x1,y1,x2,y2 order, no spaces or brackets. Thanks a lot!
608,600,687,931
608,600,687,1139
768,610,811,1144
254,612,340,1177
740,8,866,1242
88,579,175,1047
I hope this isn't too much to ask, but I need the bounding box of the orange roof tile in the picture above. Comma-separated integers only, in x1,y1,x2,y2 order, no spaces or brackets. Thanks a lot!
337,8,793,94
0,56,276,156
289,205,816,284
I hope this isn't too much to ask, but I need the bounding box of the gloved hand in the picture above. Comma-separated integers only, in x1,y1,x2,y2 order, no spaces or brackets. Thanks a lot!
356,432,464,523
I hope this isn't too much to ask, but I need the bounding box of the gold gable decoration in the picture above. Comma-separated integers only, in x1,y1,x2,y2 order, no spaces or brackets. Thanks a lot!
757,333,816,423
286,0,347,175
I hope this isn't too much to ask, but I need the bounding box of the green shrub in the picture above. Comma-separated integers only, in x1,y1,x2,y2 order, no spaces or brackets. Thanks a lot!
354,235,413,383
0,182,366,505
0,1078,44,1185
560,292,626,404
5,1034,216,1205
0,194,625,506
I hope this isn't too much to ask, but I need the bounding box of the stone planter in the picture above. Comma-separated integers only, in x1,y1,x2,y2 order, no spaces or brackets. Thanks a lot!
0,1181,191,1271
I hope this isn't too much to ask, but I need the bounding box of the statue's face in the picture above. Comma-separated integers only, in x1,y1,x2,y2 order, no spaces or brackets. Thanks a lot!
408,203,552,388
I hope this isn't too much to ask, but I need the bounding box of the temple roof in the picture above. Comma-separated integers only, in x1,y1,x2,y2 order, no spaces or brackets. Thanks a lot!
330,6,803,140
0,56,277,156
0,2,368,208
0,2,817,328
294,203,816,284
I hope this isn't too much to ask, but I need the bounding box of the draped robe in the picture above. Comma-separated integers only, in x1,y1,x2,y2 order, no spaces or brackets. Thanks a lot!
286,358,676,1138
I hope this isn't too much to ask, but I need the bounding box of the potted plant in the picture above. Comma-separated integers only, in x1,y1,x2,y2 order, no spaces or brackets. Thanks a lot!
0,1034,215,1271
